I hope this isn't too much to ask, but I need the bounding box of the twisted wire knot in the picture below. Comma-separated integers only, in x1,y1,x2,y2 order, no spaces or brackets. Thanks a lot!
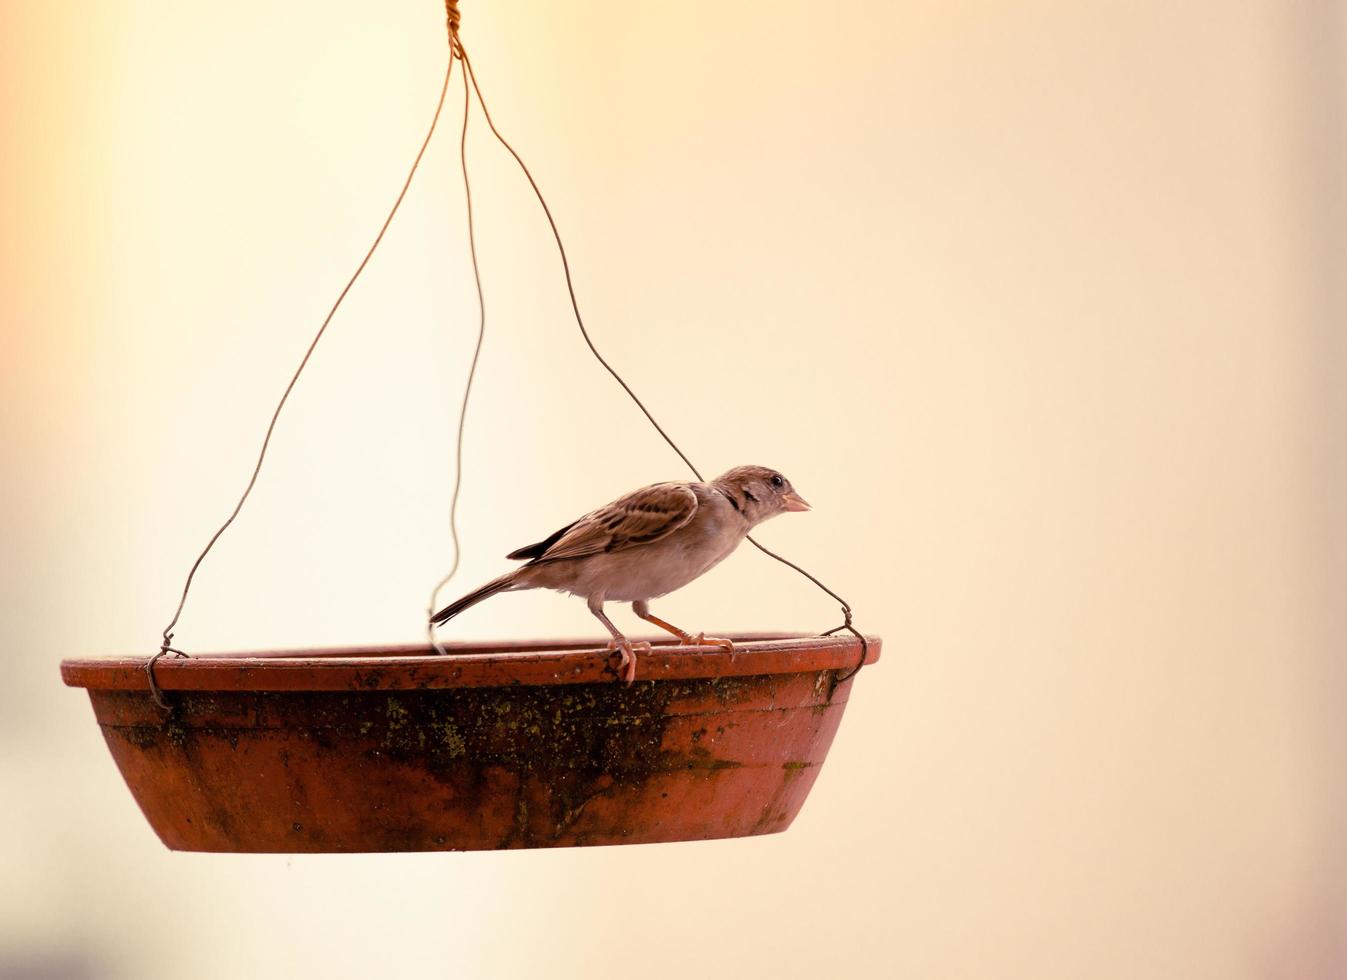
146,632,187,711
445,0,461,36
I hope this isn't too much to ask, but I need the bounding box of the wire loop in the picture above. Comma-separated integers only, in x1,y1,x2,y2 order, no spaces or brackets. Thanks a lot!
145,633,188,710
822,609,869,682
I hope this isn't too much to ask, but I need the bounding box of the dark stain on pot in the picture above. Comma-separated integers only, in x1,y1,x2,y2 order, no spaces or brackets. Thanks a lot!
160,711,189,749
317,680,704,846
83,664,856,851
687,758,742,771
120,724,160,750
708,676,755,706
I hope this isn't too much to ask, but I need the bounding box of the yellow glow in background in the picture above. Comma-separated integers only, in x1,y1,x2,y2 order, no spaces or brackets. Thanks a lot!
2,1,1343,977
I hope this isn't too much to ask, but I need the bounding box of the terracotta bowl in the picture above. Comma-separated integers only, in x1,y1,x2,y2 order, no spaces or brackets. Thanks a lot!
60,633,879,853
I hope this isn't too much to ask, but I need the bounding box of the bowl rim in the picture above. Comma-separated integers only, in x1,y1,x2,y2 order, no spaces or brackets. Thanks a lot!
60,632,881,693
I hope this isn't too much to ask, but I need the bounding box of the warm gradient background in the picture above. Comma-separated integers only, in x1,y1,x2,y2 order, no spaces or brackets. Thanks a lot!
3,1,1344,978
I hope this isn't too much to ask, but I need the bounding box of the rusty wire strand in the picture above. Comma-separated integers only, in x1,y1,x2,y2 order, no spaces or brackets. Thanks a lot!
146,55,459,707
427,36,485,654
457,43,868,679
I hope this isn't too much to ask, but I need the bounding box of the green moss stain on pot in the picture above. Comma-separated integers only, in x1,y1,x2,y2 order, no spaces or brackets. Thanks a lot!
429,716,467,759
382,696,415,750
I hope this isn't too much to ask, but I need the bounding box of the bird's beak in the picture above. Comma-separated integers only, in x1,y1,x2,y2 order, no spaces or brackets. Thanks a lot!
781,490,811,512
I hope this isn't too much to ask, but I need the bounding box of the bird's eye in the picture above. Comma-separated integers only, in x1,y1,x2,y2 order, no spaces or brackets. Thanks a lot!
770,474,784,489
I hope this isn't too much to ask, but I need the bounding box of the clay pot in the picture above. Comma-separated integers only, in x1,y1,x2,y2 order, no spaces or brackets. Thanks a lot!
60,634,878,852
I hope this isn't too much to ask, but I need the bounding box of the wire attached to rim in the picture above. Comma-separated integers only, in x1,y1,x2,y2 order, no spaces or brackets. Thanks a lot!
146,53,459,707
455,38,869,680
148,0,868,705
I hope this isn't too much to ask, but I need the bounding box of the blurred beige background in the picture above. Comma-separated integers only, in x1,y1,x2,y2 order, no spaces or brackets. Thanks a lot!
2,1,1343,977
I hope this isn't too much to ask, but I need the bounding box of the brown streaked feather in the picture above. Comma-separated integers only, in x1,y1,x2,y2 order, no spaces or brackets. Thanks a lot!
523,483,698,564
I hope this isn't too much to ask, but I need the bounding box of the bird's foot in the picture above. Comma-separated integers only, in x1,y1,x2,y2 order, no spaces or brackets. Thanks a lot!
679,632,735,653
606,639,651,684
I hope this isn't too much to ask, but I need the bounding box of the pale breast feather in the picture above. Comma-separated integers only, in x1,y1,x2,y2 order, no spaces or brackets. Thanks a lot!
531,483,699,563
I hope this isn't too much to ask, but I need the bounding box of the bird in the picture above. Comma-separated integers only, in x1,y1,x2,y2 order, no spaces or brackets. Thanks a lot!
429,465,811,683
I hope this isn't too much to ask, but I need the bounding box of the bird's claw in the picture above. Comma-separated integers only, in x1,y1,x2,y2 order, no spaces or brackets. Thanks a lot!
679,632,735,653
606,639,651,685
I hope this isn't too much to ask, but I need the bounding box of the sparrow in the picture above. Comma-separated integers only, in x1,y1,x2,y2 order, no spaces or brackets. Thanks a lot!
430,465,811,682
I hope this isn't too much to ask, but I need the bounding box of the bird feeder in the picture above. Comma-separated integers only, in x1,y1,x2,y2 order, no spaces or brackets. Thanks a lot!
62,636,877,851
60,2,880,852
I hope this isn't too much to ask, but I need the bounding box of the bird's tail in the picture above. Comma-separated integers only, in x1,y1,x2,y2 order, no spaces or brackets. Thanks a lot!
430,573,516,626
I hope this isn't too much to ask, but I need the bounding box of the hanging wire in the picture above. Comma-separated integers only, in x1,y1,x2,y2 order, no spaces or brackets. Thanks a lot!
145,52,459,709
426,30,486,655
456,43,869,680
146,0,867,704
454,47,701,481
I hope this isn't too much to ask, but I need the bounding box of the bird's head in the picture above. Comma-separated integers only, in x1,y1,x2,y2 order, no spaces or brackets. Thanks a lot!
713,465,810,525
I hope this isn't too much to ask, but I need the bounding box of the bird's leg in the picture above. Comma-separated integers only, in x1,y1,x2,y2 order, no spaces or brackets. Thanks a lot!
632,600,735,653
588,595,649,684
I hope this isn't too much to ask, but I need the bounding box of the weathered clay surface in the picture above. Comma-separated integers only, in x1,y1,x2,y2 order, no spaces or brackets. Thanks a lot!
63,635,879,852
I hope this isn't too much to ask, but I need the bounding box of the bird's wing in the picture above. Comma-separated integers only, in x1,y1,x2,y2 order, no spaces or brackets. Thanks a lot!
505,520,578,561
527,483,699,563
